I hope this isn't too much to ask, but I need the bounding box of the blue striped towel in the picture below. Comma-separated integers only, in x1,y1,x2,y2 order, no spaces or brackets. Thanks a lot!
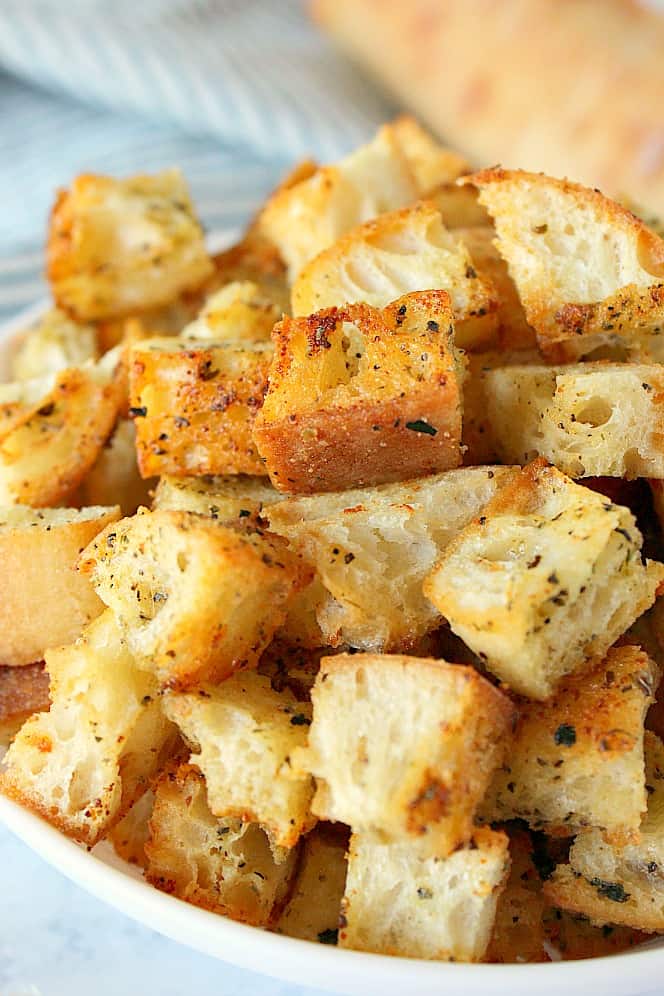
0,0,392,322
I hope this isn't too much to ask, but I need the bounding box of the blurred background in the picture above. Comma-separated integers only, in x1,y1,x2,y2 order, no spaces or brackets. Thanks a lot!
2,0,664,322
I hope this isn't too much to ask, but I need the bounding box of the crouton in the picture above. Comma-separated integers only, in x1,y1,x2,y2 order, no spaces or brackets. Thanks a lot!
266,466,517,650
47,169,213,322
274,824,349,942
257,125,417,281
130,336,272,478
207,237,290,317
254,291,465,493
0,610,177,845
468,168,664,360
11,308,98,381
76,420,153,515
388,116,470,193
424,461,664,699
152,473,281,527
109,789,155,868
145,764,297,925
164,669,316,848
485,829,547,964
79,509,310,690
295,654,515,856
291,202,498,350
543,907,649,960
0,362,122,506
0,504,120,667
544,733,664,932
482,645,657,842
182,281,280,344
485,363,664,479
339,827,510,961
0,663,50,748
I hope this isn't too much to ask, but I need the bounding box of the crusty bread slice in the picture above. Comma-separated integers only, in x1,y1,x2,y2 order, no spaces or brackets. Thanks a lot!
254,291,465,494
164,669,316,849
291,202,497,350
424,460,664,699
0,610,177,845
11,307,98,382
467,168,664,360
152,473,281,528
0,662,50,748
267,466,516,651
294,654,515,856
339,827,510,961
182,281,280,344
485,363,664,479
47,169,213,322
274,824,349,942
482,645,657,842
145,764,297,925
0,504,120,667
544,732,664,932
80,509,310,690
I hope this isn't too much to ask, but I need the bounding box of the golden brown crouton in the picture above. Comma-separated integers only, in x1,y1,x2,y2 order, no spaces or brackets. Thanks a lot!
254,291,465,493
182,281,280,344
130,336,272,478
388,116,470,193
11,308,99,382
47,169,213,322
295,654,515,857
425,461,664,699
274,824,349,942
152,473,281,527
485,829,548,964
80,509,310,690
0,504,120,667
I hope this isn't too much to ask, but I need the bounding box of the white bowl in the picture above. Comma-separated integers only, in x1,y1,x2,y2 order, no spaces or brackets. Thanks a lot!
1,243,663,996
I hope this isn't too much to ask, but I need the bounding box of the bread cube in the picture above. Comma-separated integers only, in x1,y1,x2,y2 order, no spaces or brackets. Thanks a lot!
79,509,309,690
164,670,316,848
482,645,657,841
152,473,281,527
485,363,664,478
296,654,515,855
182,281,280,344
0,504,120,667
468,168,664,360
291,202,497,350
274,824,349,942
485,829,547,964
0,610,176,845
130,336,272,477
257,124,418,280
11,307,98,381
0,663,50,748
388,116,469,194
76,419,153,515
47,169,213,322
424,461,664,699
145,764,297,925
0,362,122,506
339,827,510,961
254,291,465,493
544,733,664,932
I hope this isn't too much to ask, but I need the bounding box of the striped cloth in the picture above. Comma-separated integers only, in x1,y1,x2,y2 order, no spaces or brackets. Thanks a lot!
0,0,392,322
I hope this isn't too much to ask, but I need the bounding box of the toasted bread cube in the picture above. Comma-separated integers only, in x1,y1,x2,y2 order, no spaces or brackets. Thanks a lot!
47,169,213,322
76,419,153,515
274,824,349,942
80,509,309,690
388,116,469,193
424,461,664,699
482,646,657,841
254,291,465,493
0,610,176,845
468,168,664,360
0,504,120,667
164,670,316,848
295,654,515,855
291,203,497,350
267,466,517,650
145,764,297,925
258,125,418,280
183,281,280,344
0,363,122,506
485,363,664,479
109,788,155,868
485,829,547,964
0,663,50,748
152,473,281,527
339,827,510,961
544,733,664,932
11,308,98,381
130,336,272,478
428,184,491,229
